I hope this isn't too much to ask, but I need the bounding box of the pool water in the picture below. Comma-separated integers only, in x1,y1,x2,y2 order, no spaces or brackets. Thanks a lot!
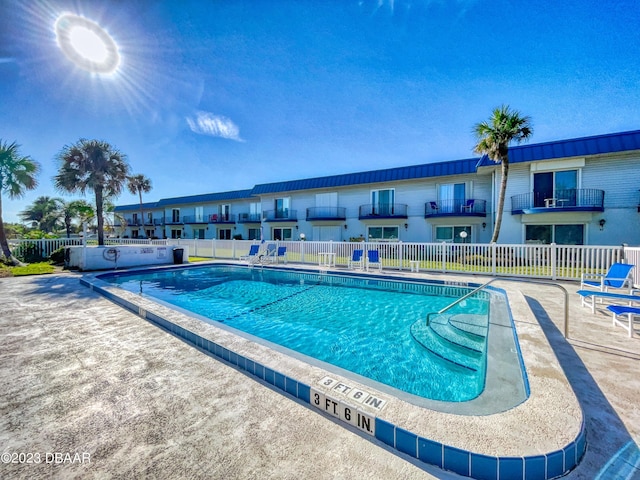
103,265,494,402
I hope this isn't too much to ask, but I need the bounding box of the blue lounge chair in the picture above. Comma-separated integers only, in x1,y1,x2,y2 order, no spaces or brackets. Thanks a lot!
366,250,382,272
577,289,640,313
461,199,475,213
240,244,260,262
348,249,364,270
606,304,640,338
580,263,635,293
276,246,287,264
260,243,278,263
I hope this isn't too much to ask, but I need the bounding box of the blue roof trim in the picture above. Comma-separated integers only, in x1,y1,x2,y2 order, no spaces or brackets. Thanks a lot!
477,129,640,167
114,189,254,211
250,158,480,195
114,202,159,212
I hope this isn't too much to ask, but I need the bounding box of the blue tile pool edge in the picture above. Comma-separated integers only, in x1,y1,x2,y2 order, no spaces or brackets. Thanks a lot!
80,275,587,480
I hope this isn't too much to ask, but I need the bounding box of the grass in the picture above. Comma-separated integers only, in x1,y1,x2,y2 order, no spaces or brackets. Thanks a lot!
188,256,213,262
0,261,56,277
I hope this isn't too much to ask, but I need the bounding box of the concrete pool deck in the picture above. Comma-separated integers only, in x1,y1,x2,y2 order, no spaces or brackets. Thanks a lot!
1,266,639,479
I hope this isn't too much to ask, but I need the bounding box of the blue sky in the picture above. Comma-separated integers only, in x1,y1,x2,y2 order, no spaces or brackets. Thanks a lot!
1,0,639,223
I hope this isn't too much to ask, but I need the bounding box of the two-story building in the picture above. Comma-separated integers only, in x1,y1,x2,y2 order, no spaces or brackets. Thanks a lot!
114,129,640,245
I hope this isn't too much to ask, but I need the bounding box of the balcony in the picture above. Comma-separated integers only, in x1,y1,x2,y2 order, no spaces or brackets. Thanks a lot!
238,213,262,223
124,217,141,226
182,215,208,224
358,203,408,219
306,206,347,221
153,217,165,226
208,213,236,224
165,217,184,225
263,209,298,222
511,189,604,214
424,199,487,218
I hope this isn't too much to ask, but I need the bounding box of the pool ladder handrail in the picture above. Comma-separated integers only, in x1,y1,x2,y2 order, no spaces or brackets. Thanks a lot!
426,277,570,338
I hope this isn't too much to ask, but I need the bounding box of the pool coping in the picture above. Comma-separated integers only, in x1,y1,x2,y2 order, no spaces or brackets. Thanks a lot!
81,262,586,480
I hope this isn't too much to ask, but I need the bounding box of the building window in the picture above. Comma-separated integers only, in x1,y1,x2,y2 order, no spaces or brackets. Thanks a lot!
248,228,261,240
218,204,231,221
147,212,153,225
170,229,182,239
131,229,139,239
172,209,180,223
526,224,584,245
132,213,139,225
533,170,578,207
272,227,292,241
275,198,290,219
145,229,154,238
368,226,399,241
218,228,232,240
435,225,471,243
195,206,204,223
371,189,395,216
193,228,205,240
439,183,465,213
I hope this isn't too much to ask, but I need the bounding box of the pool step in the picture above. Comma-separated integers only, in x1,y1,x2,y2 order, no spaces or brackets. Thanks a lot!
448,313,488,340
410,319,484,372
430,314,487,354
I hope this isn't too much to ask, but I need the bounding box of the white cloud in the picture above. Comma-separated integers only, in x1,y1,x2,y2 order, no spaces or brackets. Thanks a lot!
186,111,244,142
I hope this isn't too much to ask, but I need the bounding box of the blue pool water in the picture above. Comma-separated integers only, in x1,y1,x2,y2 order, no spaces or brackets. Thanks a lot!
102,265,496,402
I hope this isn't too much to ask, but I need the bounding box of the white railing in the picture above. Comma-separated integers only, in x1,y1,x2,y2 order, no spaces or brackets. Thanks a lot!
9,238,637,284
8,238,85,259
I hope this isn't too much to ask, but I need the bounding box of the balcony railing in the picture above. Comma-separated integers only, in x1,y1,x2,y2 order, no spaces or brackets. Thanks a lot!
182,215,209,224
424,199,487,217
237,213,262,223
358,203,408,219
154,218,165,226
165,217,184,225
263,209,298,222
306,206,347,221
209,213,236,224
511,189,604,214
124,217,141,226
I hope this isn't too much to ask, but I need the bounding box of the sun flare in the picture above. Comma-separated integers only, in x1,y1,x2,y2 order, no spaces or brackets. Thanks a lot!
55,13,120,74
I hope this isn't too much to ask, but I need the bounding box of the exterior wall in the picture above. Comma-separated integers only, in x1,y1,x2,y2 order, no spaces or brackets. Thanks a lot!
493,151,640,246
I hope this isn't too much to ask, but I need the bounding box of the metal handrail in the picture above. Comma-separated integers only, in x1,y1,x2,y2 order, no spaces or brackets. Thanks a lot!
426,277,570,338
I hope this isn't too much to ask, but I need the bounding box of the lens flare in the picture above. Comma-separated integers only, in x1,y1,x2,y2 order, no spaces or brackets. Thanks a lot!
55,13,120,74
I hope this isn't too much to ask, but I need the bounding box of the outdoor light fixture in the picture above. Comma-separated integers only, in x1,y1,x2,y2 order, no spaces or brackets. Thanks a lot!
344,224,348,229
599,219,606,230
404,223,408,229
482,222,487,230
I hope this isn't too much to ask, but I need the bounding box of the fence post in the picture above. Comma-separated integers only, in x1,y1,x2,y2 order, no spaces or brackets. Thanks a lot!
300,240,305,263
212,239,216,258
232,240,236,260
441,242,446,273
491,243,497,276
551,243,557,280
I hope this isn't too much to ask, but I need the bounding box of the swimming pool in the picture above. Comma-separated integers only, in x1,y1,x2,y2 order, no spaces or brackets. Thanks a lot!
99,264,527,409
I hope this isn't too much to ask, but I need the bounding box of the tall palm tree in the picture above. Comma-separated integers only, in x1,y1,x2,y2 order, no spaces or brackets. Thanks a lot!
0,140,40,265
54,139,130,246
61,199,94,238
473,106,533,243
19,196,63,233
127,174,152,238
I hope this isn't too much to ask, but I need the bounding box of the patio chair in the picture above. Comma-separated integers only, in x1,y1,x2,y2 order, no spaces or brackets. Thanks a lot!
429,201,439,213
606,304,640,338
366,250,382,272
348,249,364,270
461,199,475,213
276,246,287,264
240,244,260,263
580,263,635,293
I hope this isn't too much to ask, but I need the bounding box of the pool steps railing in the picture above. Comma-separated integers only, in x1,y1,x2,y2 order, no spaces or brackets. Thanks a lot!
427,277,570,338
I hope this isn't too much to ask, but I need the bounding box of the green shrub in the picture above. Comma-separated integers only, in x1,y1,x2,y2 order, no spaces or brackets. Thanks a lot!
13,242,46,263
49,247,66,265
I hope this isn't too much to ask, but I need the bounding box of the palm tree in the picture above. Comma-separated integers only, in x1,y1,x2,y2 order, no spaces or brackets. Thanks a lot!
0,140,40,265
54,139,130,246
19,196,63,233
473,106,533,243
61,200,95,238
127,174,152,238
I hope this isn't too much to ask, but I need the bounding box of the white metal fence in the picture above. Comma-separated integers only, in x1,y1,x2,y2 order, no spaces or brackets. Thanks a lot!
8,238,639,285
